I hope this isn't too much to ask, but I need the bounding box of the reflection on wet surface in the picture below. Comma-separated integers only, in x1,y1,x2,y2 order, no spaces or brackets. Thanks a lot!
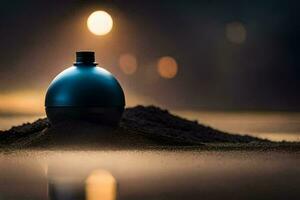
48,168,116,200
0,150,299,200
85,170,116,200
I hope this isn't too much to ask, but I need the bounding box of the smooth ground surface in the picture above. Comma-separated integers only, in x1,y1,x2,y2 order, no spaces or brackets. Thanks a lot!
0,150,299,200
0,107,299,199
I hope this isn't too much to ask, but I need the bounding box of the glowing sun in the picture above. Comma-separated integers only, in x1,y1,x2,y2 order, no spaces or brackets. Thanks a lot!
87,11,113,36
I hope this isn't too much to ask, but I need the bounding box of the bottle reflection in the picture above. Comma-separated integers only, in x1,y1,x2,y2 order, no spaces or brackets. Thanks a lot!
48,168,117,200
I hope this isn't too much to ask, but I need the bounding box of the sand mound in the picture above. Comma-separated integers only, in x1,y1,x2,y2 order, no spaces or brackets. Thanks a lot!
0,105,265,148
121,106,261,143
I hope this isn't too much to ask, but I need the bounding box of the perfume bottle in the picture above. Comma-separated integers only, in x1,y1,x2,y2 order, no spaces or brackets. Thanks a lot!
45,51,125,126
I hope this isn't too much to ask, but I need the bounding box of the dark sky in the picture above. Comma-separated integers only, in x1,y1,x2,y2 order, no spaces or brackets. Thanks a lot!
0,0,299,111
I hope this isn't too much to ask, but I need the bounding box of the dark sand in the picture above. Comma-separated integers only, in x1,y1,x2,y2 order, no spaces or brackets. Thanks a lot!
0,105,299,150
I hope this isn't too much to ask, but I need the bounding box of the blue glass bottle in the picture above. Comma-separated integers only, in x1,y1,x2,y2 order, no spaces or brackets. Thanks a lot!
45,51,125,126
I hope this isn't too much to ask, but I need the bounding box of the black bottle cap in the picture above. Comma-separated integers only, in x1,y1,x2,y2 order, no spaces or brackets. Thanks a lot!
75,51,97,66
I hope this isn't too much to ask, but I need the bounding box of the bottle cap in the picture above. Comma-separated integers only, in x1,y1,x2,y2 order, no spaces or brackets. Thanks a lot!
75,51,97,65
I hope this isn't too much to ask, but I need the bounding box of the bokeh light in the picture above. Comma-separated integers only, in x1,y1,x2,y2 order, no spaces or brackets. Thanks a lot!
157,56,178,79
87,11,113,36
225,21,247,44
119,53,137,75
85,169,116,200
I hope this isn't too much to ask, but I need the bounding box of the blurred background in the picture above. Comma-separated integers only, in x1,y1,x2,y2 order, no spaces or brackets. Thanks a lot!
0,0,299,140
0,0,299,115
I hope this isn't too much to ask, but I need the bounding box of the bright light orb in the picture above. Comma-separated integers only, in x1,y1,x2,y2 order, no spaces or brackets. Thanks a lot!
157,56,178,79
87,11,113,36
